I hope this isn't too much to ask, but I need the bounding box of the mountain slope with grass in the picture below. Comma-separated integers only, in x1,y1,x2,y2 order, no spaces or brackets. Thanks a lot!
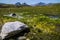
0,3,60,40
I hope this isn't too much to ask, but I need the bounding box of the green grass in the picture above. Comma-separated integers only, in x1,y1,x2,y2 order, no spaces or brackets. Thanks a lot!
0,5,60,40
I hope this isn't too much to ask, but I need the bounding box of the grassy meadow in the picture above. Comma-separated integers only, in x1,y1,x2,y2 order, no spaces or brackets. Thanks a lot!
0,5,60,40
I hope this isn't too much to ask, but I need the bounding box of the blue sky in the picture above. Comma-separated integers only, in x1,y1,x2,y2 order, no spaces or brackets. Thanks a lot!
0,0,60,4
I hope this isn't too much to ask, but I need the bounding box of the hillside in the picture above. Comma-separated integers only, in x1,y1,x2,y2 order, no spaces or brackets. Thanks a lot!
0,3,60,40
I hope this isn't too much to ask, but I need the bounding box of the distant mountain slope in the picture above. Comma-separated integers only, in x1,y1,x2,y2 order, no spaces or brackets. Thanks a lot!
15,2,31,7
0,2,31,8
47,3,60,6
0,3,6,5
34,2,60,6
34,2,46,6
0,2,60,8
0,3,15,8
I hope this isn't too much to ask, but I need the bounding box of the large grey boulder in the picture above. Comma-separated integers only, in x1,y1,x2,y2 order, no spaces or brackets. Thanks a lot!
0,21,30,40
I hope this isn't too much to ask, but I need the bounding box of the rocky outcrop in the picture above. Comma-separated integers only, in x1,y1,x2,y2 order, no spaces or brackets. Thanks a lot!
0,21,30,40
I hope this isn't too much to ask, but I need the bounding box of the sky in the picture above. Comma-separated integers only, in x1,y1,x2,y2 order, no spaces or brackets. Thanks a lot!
0,0,60,5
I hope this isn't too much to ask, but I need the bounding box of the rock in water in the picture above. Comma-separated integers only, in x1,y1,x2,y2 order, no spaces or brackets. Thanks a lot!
0,21,30,40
